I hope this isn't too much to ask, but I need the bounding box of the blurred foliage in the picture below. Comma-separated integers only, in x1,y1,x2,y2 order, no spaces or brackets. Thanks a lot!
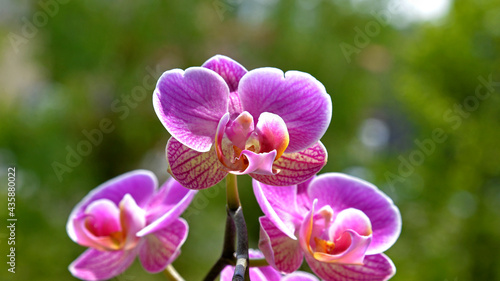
0,0,499,280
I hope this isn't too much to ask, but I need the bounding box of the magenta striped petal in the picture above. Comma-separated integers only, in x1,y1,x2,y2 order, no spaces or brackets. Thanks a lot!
238,68,332,153
202,55,248,92
138,218,188,273
251,141,327,186
306,253,396,281
153,67,229,152
282,272,320,281
259,216,304,273
69,248,137,281
308,174,401,255
166,137,227,190
253,179,301,239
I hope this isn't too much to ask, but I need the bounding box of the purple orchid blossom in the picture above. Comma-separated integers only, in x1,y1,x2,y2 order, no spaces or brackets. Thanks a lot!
66,170,196,281
220,249,319,281
254,173,402,281
153,55,332,190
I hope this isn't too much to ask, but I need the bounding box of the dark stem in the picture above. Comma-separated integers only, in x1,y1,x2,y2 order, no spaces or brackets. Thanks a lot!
231,206,250,281
202,209,236,281
203,174,250,281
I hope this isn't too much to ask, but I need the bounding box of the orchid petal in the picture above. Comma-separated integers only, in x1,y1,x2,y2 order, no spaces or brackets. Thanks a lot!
67,170,156,243
69,248,137,281
202,55,248,93
140,178,197,236
308,174,401,255
234,150,277,175
251,141,327,186
139,218,188,273
239,68,332,152
225,111,254,150
119,194,146,250
282,271,320,281
255,112,289,160
153,67,229,152
306,253,396,281
201,55,247,115
253,179,301,239
83,199,121,238
259,216,304,274
71,199,122,250
166,137,227,190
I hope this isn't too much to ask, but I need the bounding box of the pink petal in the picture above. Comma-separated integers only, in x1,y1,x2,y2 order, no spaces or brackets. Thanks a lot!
119,194,146,250
67,170,156,243
138,180,196,237
153,67,229,152
251,141,327,186
259,216,304,274
306,253,396,281
202,55,248,93
138,218,188,273
235,150,277,175
225,111,255,149
145,177,197,223
84,200,121,237
282,272,320,281
166,137,227,190
238,68,332,153
69,248,137,281
253,179,302,239
254,112,289,160
71,199,122,250
308,174,401,255
313,230,372,265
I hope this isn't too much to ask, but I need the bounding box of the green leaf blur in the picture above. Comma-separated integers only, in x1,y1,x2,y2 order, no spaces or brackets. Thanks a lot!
0,0,499,280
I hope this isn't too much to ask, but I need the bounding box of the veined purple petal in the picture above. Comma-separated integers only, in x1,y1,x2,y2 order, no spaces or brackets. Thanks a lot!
238,68,332,153
306,253,396,281
253,179,301,239
202,55,248,92
138,183,196,237
251,142,327,187
166,137,227,190
67,170,156,243
153,67,229,152
282,272,320,281
69,248,137,281
259,216,304,274
144,177,197,229
138,218,188,273
308,174,401,255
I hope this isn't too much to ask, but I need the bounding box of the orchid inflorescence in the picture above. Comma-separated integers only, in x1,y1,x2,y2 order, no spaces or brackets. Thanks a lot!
67,55,401,281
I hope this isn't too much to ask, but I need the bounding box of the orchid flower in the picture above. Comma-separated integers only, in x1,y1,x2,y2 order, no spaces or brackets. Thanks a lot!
219,249,319,281
154,55,332,189
254,173,402,281
66,170,196,281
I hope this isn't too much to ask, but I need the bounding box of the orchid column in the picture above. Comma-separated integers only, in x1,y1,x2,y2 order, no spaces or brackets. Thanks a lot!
153,55,332,280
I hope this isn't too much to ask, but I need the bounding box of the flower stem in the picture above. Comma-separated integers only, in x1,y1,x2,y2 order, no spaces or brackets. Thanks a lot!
163,264,185,281
203,174,249,280
226,173,240,210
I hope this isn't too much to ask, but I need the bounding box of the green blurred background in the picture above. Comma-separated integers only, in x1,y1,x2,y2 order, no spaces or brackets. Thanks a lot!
1,0,499,280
